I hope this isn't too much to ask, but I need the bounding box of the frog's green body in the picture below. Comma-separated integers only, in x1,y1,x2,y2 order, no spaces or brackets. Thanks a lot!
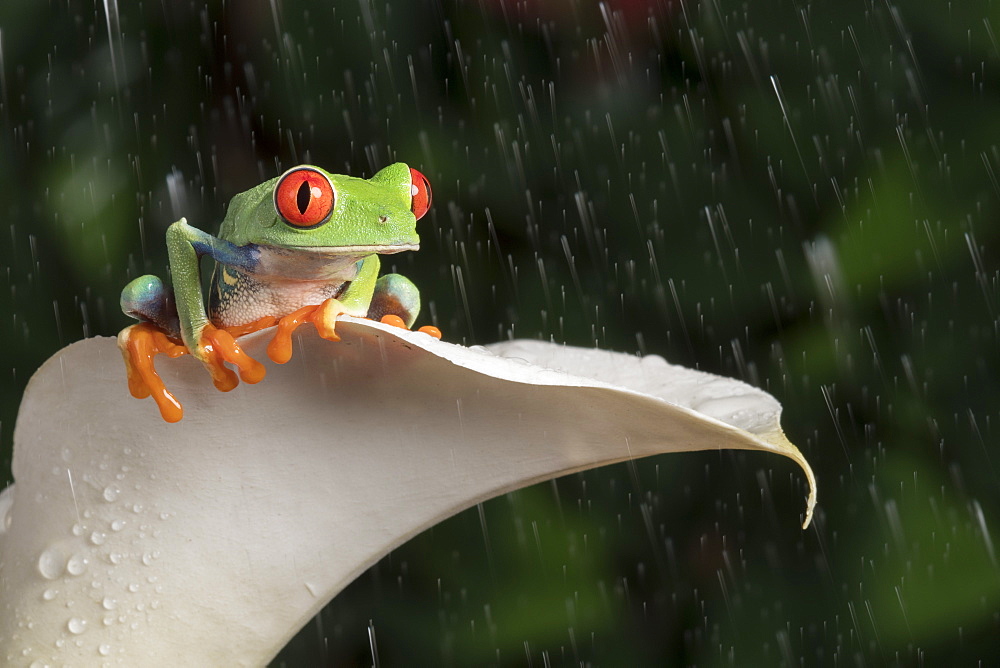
120,163,429,361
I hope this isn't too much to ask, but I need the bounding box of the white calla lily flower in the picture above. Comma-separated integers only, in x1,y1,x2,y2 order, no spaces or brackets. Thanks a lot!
0,317,815,666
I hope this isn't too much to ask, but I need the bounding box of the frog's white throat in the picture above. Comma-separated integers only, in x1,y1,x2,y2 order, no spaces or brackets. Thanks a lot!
287,243,419,255
249,243,417,283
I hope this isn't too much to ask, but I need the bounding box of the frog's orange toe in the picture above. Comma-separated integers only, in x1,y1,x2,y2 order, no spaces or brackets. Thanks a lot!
266,336,293,365
155,391,184,423
379,314,407,329
417,325,442,339
267,305,315,364
311,299,343,342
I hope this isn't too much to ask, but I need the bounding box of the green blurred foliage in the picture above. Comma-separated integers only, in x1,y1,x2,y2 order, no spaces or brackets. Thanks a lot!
2,0,1000,664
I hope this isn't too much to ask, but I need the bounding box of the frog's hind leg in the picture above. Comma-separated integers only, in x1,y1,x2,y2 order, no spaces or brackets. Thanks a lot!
366,273,420,328
120,275,181,339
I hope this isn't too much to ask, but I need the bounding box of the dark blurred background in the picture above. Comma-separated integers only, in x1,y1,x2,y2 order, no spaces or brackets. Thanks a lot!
2,0,999,664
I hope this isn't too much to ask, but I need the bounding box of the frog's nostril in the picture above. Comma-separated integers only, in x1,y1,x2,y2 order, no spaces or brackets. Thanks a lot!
378,215,388,223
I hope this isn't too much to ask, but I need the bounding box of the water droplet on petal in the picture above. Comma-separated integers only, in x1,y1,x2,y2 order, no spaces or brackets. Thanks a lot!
98,643,111,656
42,588,58,601
102,596,117,611
90,531,106,546
37,547,66,579
66,617,87,634
111,519,125,532
66,554,88,576
0,495,12,533
102,485,120,502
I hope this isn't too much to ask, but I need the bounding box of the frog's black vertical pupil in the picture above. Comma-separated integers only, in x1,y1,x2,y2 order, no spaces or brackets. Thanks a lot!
296,181,311,214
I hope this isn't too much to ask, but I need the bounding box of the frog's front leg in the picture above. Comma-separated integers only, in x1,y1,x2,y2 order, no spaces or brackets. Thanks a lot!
118,219,266,421
264,255,381,364
164,219,267,388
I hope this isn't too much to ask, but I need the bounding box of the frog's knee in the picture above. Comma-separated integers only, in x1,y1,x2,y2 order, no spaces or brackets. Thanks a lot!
121,275,181,337
368,274,420,328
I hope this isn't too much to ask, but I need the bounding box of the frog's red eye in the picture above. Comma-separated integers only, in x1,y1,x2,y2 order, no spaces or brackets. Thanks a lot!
409,167,432,220
274,167,335,228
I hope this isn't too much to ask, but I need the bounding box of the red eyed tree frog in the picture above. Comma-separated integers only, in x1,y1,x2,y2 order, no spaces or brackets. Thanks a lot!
117,163,438,423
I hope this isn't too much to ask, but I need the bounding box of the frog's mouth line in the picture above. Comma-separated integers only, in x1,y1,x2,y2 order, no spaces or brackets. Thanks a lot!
290,244,420,255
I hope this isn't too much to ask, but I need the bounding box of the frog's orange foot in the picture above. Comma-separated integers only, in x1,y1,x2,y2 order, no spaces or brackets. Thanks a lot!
199,324,266,392
378,315,443,340
267,298,344,364
118,322,189,423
